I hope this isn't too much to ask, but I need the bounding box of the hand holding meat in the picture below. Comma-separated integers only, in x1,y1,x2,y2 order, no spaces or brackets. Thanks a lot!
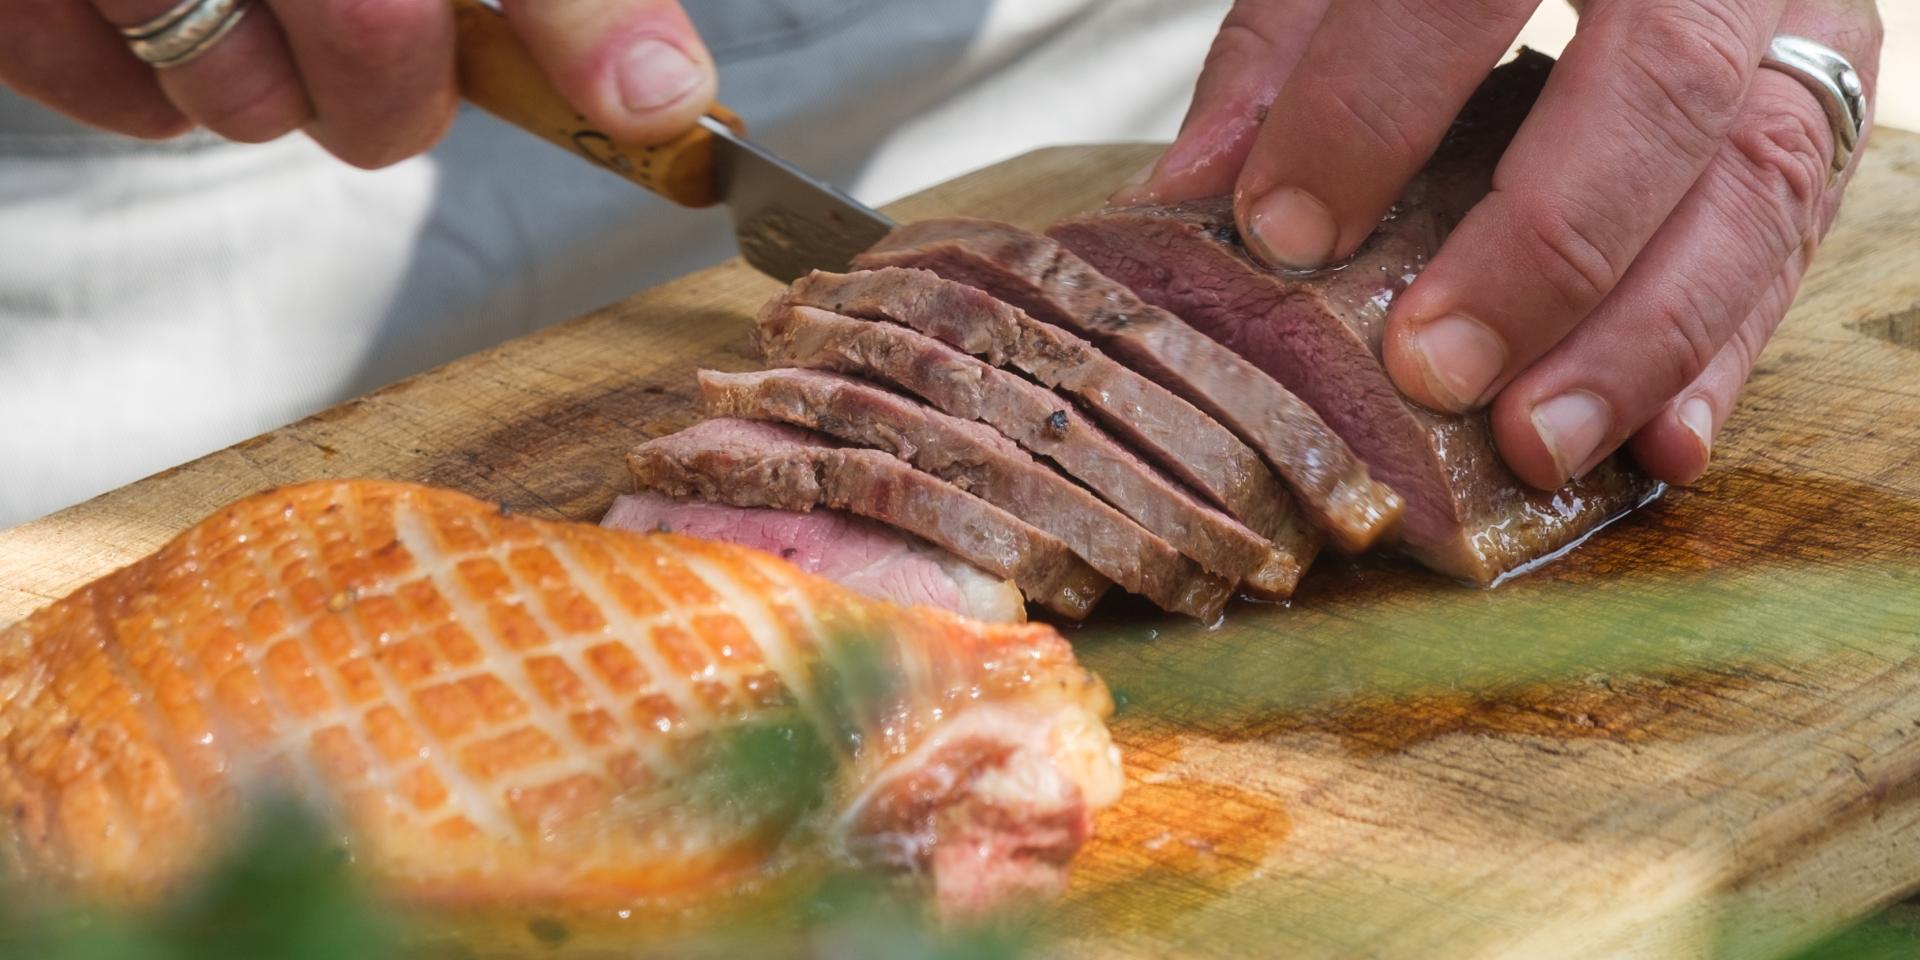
1123,0,1883,489
0,0,715,166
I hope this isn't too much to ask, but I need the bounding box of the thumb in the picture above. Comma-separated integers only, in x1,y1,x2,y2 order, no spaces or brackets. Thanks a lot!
503,0,716,145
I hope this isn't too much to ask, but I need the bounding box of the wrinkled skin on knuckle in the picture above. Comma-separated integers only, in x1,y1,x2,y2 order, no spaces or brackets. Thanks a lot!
1203,22,1266,74
1321,82,1424,169
1727,105,1829,248
1645,282,1731,396
1692,160,1806,280
1613,7,1752,157
1209,3,1290,68
1509,196,1627,313
1196,0,1326,109
1377,0,1504,62
1722,314,1769,377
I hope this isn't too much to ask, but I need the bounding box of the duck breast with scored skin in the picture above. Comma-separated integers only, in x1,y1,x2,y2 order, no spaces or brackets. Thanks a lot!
0,481,1122,914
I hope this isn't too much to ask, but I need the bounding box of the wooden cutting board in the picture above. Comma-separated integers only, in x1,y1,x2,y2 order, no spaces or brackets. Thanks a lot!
5,135,1920,958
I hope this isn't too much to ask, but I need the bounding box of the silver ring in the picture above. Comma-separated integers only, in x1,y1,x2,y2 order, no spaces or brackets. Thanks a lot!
121,0,254,69
1759,35,1868,186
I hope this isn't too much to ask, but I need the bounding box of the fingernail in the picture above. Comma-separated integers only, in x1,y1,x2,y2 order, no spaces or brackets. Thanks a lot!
1108,159,1160,204
1530,390,1613,481
616,38,702,114
1677,396,1714,459
1409,313,1507,410
1243,187,1339,268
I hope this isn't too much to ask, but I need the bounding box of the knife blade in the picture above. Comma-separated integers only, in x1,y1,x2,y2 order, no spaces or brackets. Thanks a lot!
697,116,895,282
451,0,894,282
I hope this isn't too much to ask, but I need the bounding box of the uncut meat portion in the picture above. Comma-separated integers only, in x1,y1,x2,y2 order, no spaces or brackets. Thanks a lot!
757,303,1306,598
1048,51,1657,582
856,227,1401,555
0,480,1121,914
776,268,1318,567
602,492,1025,624
627,419,1110,620
698,367,1231,620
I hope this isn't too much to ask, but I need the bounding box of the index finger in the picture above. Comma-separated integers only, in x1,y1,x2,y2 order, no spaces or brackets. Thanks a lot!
1229,0,1538,269
1115,0,1333,205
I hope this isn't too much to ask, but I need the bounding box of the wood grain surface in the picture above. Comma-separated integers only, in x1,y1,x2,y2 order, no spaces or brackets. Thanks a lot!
5,136,1920,958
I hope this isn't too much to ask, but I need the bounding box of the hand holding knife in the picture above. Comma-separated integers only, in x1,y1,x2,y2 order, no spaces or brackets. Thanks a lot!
450,0,894,282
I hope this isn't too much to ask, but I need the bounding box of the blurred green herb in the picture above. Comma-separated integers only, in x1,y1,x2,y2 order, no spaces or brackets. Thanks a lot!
1077,563,1920,728
680,713,837,832
1781,913,1920,960
0,797,395,960
810,629,903,756
802,872,1029,960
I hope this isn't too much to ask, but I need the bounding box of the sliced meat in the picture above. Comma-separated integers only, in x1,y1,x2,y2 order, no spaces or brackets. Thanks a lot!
777,267,1318,567
1047,52,1658,583
756,304,1304,597
855,229,1401,556
627,419,1109,619
602,492,1026,623
698,367,1230,620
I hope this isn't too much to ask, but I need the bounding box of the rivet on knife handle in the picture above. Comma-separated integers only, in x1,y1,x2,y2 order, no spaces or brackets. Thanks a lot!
450,0,742,209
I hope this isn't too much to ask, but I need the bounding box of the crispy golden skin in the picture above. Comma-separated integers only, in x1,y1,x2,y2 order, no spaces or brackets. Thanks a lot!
0,481,1119,908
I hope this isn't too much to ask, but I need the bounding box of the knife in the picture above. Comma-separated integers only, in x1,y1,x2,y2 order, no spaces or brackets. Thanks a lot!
450,0,895,281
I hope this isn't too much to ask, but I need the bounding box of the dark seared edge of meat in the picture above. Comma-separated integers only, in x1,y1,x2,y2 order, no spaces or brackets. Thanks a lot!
626,419,1110,618
779,267,1317,569
856,222,1400,555
696,367,1230,620
1048,50,1660,583
754,302,1306,597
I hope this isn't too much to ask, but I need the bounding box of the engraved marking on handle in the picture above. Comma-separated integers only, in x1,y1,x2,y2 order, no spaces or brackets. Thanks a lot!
450,0,739,208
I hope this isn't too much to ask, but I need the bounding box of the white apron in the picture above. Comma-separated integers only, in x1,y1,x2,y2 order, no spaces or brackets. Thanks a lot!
0,0,1229,525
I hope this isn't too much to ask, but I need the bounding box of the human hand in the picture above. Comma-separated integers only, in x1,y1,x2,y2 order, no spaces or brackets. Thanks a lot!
1122,0,1882,489
0,0,716,168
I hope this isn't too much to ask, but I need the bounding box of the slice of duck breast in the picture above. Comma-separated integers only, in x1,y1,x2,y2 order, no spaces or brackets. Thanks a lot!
627,419,1109,619
602,492,1026,623
756,303,1308,597
775,267,1319,567
698,367,1230,620
854,231,1401,555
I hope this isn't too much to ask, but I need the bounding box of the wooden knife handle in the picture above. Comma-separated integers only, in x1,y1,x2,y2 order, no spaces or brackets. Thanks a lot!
450,0,742,208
